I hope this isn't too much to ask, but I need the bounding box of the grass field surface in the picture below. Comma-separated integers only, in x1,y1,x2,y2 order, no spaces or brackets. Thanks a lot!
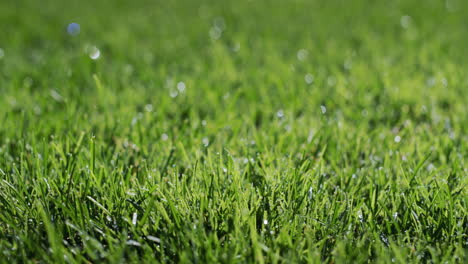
0,0,467,262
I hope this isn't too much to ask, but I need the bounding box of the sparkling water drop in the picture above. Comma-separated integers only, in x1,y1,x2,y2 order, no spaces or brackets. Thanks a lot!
276,109,284,118
144,104,153,112
305,73,314,84
209,27,222,40
169,89,178,98
88,46,100,60
297,49,308,61
177,82,186,93
427,163,435,171
67,23,80,36
147,236,161,243
320,105,327,114
132,212,138,226
400,15,411,29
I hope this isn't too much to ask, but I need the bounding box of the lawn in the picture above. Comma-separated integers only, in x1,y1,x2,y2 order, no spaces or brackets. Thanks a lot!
0,0,467,263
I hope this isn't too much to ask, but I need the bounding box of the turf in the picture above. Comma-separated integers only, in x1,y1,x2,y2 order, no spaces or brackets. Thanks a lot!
0,0,467,263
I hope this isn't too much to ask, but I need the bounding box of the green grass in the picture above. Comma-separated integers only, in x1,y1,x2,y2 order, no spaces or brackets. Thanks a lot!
0,0,467,262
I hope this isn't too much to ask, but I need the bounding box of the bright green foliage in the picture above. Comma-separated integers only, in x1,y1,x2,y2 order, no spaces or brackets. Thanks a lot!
0,0,467,263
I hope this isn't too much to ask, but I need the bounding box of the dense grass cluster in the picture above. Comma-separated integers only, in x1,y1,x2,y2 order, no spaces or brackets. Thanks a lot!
0,0,467,262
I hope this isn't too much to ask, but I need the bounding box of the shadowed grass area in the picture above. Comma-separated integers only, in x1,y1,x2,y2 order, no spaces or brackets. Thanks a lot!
0,0,467,262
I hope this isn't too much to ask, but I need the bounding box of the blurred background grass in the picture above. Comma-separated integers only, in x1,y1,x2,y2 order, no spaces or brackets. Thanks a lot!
0,0,466,158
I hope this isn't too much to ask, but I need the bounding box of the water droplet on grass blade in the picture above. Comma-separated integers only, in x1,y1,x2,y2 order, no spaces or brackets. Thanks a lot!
144,104,153,112
426,77,436,87
177,82,186,93
126,240,141,247
427,163,435,171
209,27,222,40
305,73,314,84
169,89,178,98
276,109,284,118
132,212,137,225
320,105,327,114
394,135,401,143
67,23,80,36
344,59,352,70
88,46,100,60
400,15,411,29
147,235,161,243
297,49,308,61
357,211,364,223
308,187,313,199
50,89,64,102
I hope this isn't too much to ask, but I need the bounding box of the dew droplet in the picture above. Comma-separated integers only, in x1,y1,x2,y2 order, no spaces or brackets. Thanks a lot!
320,105,327,114
126,240,141,247
357,211,364,223
297,49,308,61
305,73,314,84
427,163,435,171
209,27,222,40
327,76,336,86
394,135,401,143
276,109,284,118
50,89,64,102
132,212,138,226
88,46,100,60
67,23,80,36
177,82,186,93
144,104,153,112
147,235,161,243
169,89,178,98
400,15,411,29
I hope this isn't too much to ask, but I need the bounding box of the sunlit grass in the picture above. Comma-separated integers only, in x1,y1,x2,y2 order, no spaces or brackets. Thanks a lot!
0,0,466,262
